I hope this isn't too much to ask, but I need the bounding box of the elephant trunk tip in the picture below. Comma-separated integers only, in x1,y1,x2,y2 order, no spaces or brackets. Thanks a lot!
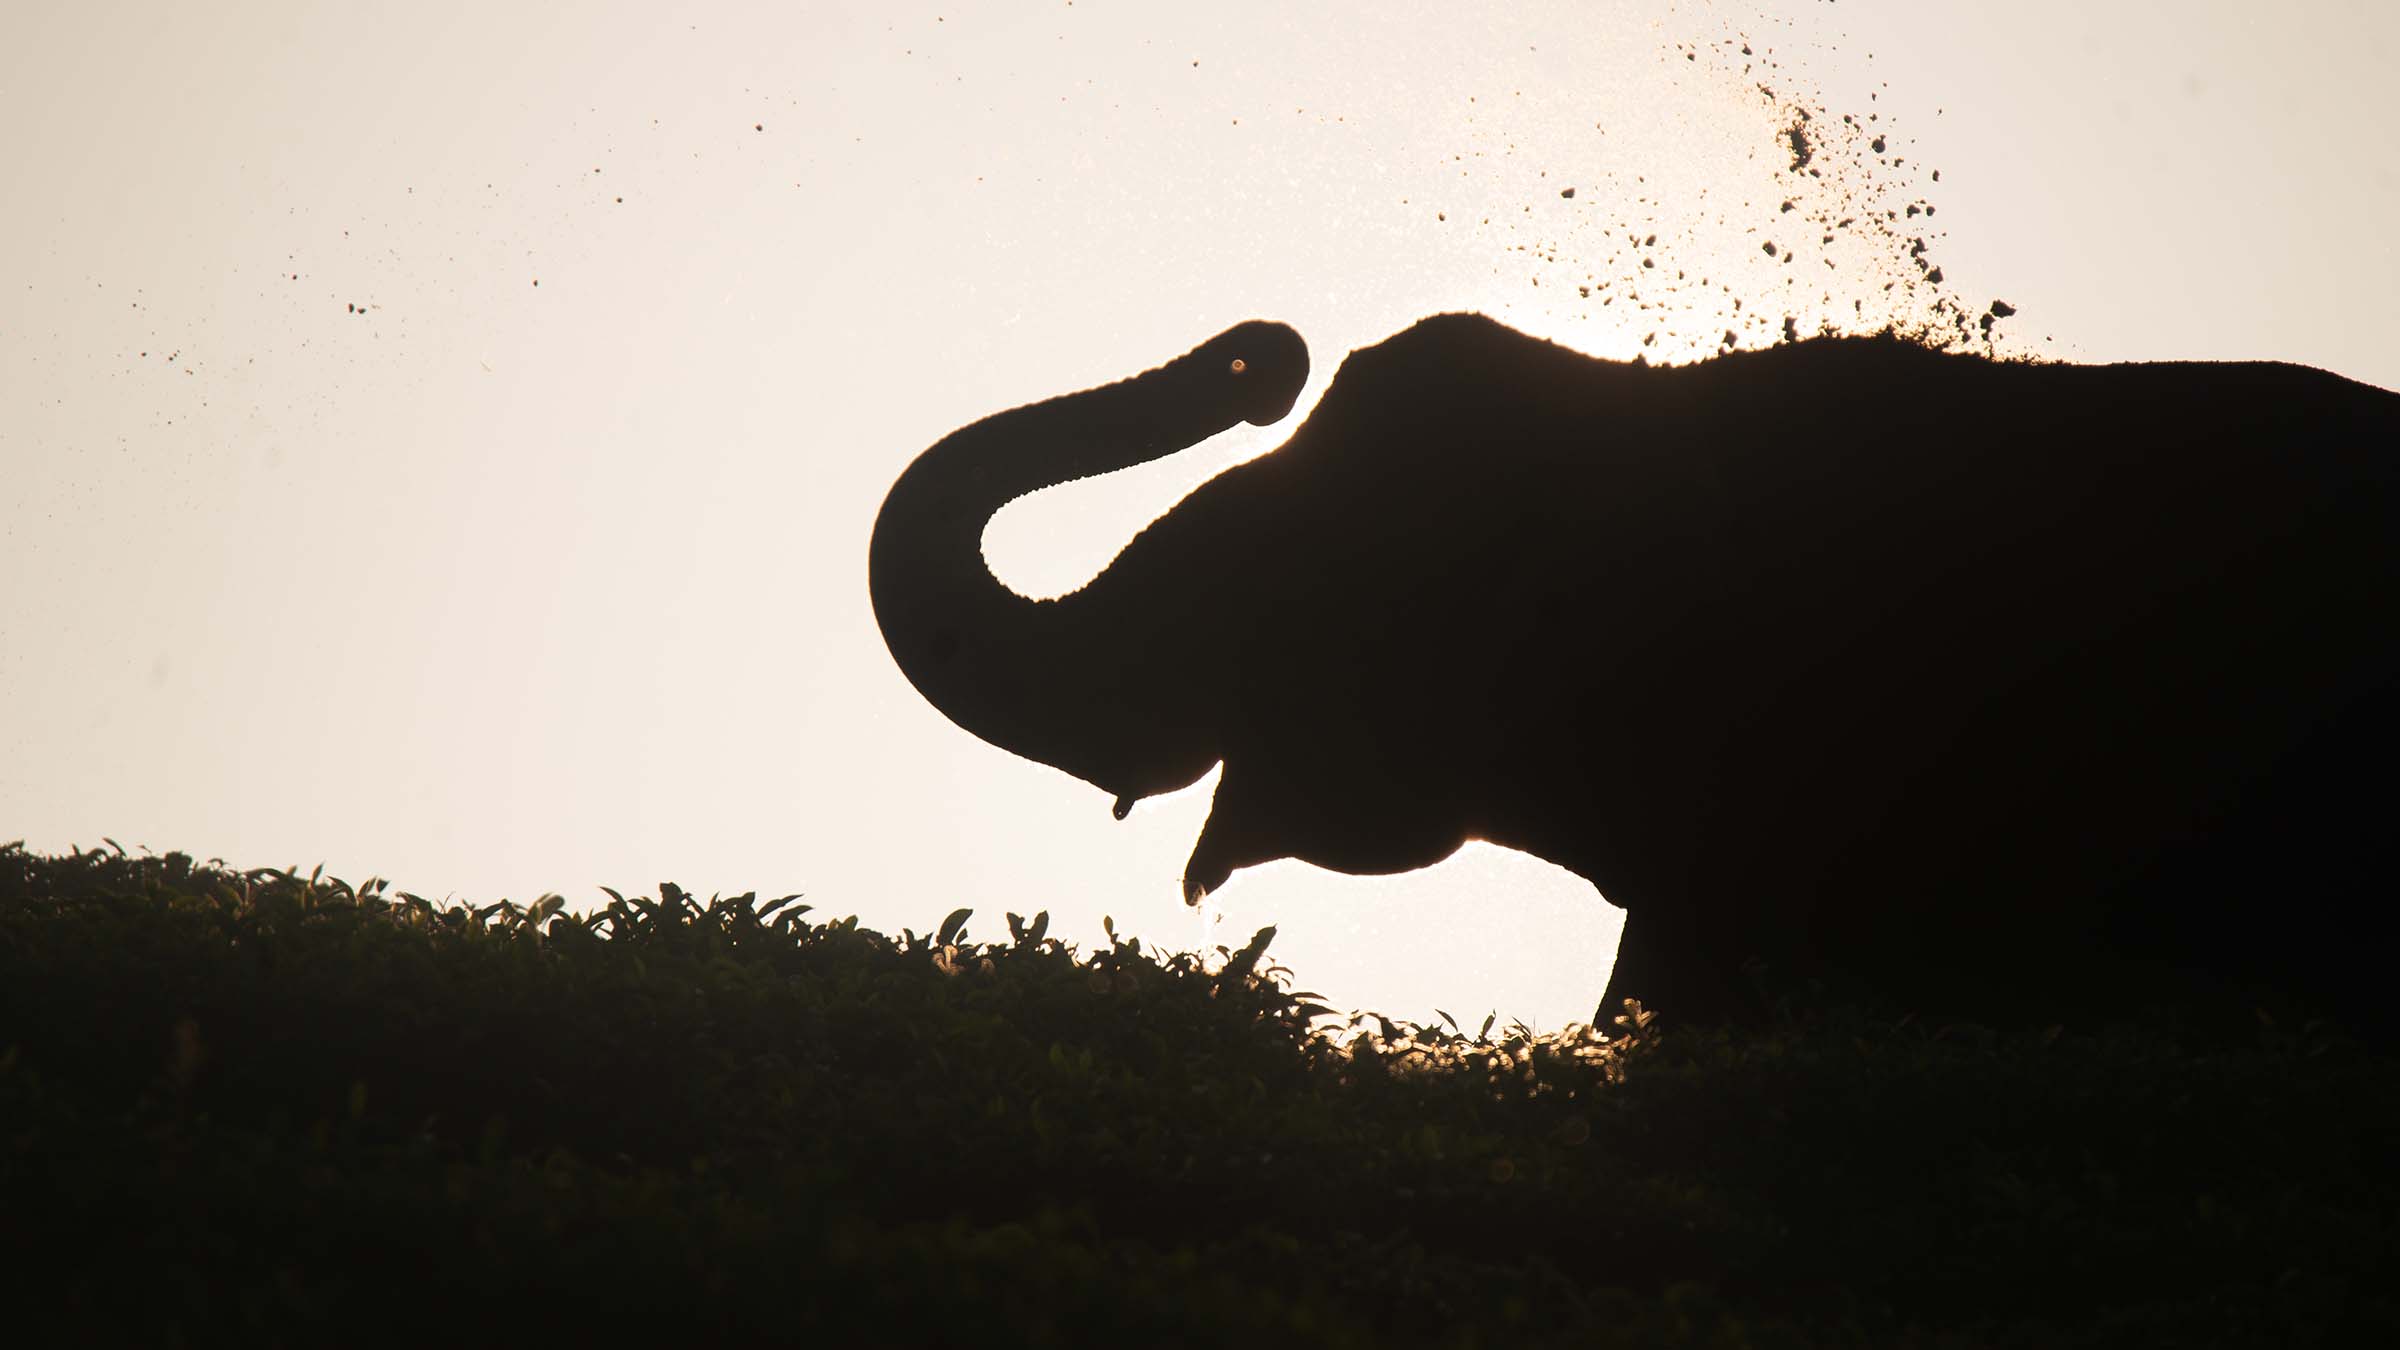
1211,320,1309,426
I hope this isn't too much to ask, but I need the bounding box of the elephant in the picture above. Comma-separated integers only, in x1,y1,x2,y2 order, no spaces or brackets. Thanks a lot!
870,313,2400,1036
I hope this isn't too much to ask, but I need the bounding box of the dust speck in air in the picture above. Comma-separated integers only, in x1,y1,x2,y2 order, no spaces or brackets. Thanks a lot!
1417,10,2028,364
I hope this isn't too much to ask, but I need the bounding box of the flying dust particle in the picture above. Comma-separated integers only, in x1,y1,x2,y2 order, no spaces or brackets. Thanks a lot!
1462,17,1993,363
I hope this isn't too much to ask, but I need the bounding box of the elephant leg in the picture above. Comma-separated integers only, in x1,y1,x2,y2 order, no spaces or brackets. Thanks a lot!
1600,904,1764,1029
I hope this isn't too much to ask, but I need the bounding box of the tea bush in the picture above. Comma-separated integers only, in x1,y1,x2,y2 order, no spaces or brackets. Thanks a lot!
1,842,2392,1346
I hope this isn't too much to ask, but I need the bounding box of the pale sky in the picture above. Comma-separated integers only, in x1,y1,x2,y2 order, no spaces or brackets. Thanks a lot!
5,0,2395,1032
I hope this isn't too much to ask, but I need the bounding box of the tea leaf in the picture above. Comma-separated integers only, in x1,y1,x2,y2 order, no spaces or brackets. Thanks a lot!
936,907,973,947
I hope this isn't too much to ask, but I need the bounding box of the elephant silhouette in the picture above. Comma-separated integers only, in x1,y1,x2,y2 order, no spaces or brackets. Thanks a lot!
871,313,2400,1035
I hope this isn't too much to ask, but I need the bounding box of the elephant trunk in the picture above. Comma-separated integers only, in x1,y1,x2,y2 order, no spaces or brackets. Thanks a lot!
869,320,1309,805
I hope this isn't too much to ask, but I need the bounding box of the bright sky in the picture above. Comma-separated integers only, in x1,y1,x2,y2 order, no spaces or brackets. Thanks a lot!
6,1,2395,1033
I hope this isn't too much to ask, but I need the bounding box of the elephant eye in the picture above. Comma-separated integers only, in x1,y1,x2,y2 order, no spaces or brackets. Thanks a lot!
1228,358,1247,375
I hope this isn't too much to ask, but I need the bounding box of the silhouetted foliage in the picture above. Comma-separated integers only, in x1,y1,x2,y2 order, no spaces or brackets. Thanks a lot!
2,842,2394,1345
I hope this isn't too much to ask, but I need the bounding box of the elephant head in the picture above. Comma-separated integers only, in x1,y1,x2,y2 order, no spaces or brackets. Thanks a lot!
871,314,1695,915
868,319,1312,836
870,314,2400,1037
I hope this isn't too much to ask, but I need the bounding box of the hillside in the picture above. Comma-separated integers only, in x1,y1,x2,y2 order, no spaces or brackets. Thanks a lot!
2,842,2393,1346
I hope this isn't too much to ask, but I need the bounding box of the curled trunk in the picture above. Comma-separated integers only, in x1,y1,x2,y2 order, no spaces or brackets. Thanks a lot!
868,321,1308,806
